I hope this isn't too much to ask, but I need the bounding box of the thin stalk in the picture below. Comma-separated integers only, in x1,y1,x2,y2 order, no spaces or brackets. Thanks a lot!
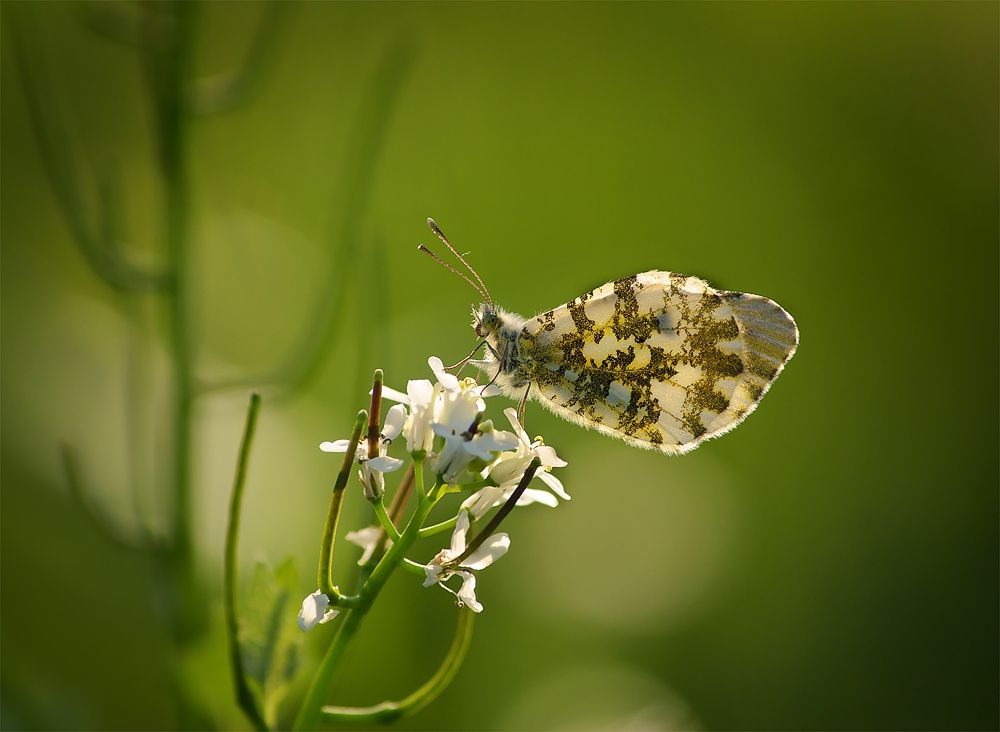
355,463,414,584
146,1,201,640
292,608,364,732
223,393,267,732
321,609,475,724
293,479,440,731
418,515,459,539
373,499,401,542
415,456,428,505
367,369,383,460
319,411,367,597
399,558,428,576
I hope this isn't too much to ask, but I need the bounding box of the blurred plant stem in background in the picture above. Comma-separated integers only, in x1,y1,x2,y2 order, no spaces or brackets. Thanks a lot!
7,1,412,725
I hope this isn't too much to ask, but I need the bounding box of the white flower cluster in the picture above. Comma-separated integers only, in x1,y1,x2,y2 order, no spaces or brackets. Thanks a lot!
299,356,569,628
382,356,521,484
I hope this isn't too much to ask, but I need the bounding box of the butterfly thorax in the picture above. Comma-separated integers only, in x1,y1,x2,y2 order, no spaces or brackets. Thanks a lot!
473,303,531,387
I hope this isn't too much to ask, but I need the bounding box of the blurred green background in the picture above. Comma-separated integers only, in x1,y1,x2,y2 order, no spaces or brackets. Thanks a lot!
2,2,997,730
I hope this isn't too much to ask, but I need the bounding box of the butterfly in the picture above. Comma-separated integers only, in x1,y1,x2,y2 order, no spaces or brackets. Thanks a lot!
420,219,799,454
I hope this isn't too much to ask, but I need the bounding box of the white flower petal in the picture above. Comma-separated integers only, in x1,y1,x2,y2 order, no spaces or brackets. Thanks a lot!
346,526,382,566
432,436,462,476
319,439,352,453
406,379,434,407
463,532,509,570
503,408,531,445
489,455,529,486
346,525,380,548
538,470,570,500
464,437,499,461
429,356,460,391
367,455,404,473
405,380,437,452
517,487,559,508
441,394,480,433
423,562,444,587
448,509,471,557
431,423,453,438
462,485,505,519
534,444,567,468
382,404,406,441
379,385,410,405
454,571,483,613
298,590,339,631
478,430,520,453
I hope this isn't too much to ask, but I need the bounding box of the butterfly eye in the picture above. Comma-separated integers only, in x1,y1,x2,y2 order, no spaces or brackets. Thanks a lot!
479,309,500,336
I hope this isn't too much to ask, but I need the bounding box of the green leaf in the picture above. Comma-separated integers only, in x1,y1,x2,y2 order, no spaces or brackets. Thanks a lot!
239,558,304,728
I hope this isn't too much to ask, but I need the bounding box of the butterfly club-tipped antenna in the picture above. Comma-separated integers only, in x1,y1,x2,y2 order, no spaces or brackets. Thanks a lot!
417,242,489,304
425,218,494,308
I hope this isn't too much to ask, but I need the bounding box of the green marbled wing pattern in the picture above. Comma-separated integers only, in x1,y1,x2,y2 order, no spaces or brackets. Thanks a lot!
513,271,798,453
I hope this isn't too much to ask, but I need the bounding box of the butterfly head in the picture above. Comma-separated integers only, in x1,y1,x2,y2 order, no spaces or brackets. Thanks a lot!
474,303,501,338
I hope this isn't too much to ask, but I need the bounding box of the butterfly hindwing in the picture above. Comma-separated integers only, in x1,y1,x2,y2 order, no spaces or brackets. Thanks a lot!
512,271,798,454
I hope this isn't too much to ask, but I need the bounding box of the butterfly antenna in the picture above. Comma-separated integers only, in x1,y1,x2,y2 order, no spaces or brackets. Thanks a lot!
427,218,494,307
417,244,489,302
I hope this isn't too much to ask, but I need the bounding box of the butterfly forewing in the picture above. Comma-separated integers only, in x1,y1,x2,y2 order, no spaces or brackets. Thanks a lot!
516,271,798,453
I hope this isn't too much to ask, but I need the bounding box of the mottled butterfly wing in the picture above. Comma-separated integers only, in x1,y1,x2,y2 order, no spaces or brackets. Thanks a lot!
516,272,798,453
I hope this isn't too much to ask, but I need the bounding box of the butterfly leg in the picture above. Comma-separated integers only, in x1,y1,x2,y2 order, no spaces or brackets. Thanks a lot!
517,382,532,427
479,341,506,391
444,339,487,371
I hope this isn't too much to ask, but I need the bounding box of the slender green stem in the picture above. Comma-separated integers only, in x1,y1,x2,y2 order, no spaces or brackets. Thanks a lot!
143,1,202,641
360,483,438,605
362,370,384,501
418,515,458,538
415,456,428,505
356,463,414,584
373,499,401,542
223,393,267,732
319,411,367,597
331,593,362,609
400,558,427,576
293,478,438,731
292,608,363,732
321,609,476,724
